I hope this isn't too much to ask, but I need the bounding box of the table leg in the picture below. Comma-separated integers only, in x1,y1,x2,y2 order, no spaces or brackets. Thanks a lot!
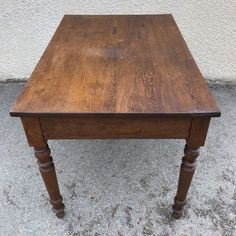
172,117,210,219
172,144,199,218
34,145,65,218
21,117,65,218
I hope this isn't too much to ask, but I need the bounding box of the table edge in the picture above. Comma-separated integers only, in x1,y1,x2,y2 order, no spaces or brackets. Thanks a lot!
10,14,221,118
9,111,221,118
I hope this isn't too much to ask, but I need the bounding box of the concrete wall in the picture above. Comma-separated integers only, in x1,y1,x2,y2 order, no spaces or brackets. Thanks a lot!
0,1,235,82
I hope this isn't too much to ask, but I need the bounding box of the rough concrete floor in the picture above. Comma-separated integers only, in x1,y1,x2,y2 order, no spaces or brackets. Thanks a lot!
0,83,235,236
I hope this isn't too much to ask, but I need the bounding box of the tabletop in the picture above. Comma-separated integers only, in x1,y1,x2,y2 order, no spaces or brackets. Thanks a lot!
10,15,220,117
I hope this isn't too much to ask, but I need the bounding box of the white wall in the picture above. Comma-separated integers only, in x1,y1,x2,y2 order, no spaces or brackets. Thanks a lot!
0,0,235,82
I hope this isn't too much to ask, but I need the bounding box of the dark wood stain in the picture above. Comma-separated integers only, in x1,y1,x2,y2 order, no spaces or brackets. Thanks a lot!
10,15,221,219
40,116,191,139
10,15,220,117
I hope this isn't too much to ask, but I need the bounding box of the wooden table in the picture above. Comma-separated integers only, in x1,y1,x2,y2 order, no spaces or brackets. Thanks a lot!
10,15,220,219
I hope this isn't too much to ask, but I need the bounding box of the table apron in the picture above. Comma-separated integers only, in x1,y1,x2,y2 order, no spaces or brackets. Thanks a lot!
39,116,192,139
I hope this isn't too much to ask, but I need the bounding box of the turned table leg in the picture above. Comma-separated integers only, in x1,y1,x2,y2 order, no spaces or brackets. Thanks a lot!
172,117,210,219
172,144,199,218
21,117,65,218
34,145,65,218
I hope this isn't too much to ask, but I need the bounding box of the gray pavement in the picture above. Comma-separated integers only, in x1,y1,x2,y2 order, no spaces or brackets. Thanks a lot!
0,82,235,236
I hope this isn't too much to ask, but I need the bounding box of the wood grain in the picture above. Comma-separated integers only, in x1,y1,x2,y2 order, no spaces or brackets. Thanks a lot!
172,117,210,219
34,145,65,218
40,116,191,139
172,145,200,219
187,117,210,148
10,15,221,219
21,117,65,218
21,117,46,147
10,15,220,117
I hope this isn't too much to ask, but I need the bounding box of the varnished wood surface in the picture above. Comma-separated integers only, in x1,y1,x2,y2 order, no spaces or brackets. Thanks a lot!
40,116,191,139
34,145,65,218
21,117,47,147
21,117,65,218
10,15,220,117
172,145,200,219
172,117,210,218
10,15,221,219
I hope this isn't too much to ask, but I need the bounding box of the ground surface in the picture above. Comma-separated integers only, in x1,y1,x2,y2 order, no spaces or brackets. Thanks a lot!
0,83,235,236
